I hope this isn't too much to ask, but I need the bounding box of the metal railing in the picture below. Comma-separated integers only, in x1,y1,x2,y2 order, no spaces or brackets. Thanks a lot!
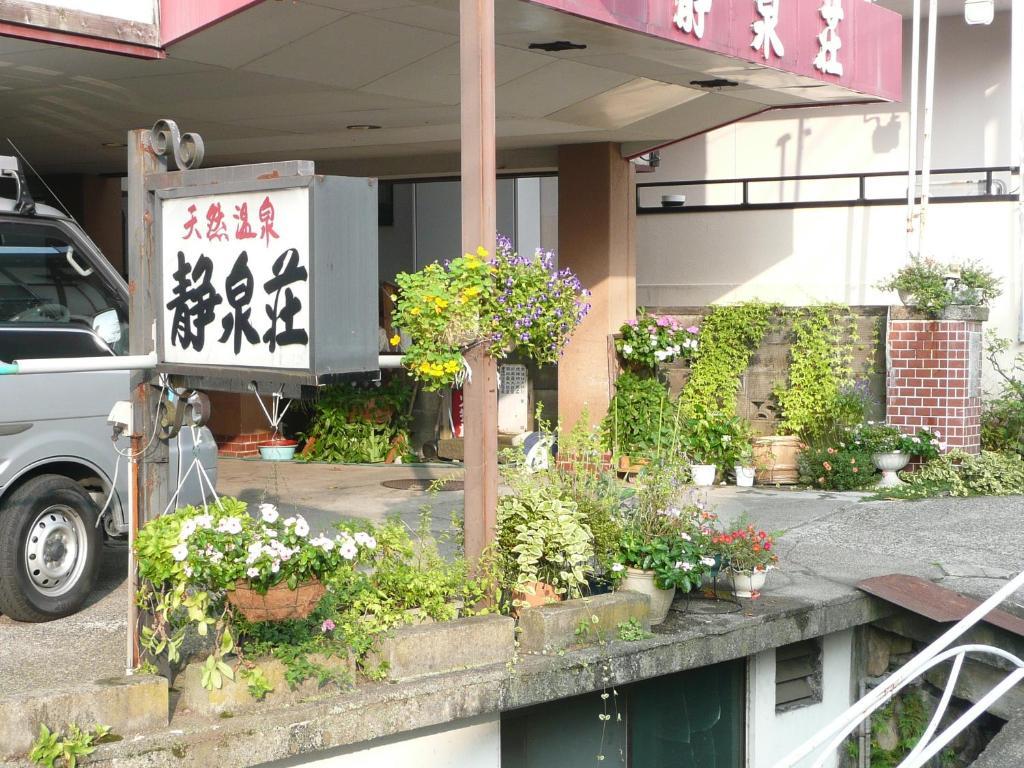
773,569,1024,768
636,166,1021,214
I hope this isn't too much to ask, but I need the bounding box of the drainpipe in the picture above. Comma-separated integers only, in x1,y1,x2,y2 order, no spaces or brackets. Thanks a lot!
906,0,922,258
917,0,940,260
1014,0,1024,340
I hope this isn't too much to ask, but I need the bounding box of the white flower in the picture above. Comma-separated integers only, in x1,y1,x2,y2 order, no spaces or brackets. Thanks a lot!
611,563,625,573
911,436,920,443
679,532,692,542
293,517,309,538
318,538,335,552
209,550,224,564
265,529,277,538
172,543,189,562
722,435,731,443
271,560,280,573
179,519,197,540
217,517,242,535
247,567,260,579
622,344,633,355
934,430,942,438
246,542,262,564
283,517,296,529
183,565,193,577
194,514,213,529
339,541,358,560
675,560,694,572
259,503,279,524
700,556,717,567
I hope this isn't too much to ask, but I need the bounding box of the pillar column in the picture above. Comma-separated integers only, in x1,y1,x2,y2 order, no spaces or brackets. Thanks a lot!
886,306,985,453
557,143,636,429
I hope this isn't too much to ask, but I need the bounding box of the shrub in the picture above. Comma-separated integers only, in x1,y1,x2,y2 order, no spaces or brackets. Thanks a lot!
602,372,676,459
901,450,1024,497
798,445,876,490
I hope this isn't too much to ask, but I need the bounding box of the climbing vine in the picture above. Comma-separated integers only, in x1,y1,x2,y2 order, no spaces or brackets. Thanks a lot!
773,304,858,441
681,300,778,417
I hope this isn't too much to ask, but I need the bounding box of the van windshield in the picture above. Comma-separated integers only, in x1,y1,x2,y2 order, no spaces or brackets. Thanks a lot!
0,221,127,354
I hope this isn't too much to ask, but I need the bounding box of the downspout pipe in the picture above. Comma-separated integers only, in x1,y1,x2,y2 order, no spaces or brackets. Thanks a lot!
0,352,159,375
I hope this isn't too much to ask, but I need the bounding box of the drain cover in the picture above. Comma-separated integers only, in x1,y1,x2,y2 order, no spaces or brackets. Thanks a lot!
381,478,464,492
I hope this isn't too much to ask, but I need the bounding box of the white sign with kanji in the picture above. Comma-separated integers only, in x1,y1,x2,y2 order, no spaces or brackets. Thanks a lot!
160,187,311,370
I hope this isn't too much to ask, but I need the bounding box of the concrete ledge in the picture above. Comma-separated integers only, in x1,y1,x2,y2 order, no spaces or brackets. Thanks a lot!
366,614,515,681
174,653,355,717
0,675,167,759
517,592,650,653
889,305,989,322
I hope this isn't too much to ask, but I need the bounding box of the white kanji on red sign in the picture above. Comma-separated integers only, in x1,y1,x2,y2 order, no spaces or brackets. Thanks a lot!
751,0,784,59
673,0,712,39
813,0,844,76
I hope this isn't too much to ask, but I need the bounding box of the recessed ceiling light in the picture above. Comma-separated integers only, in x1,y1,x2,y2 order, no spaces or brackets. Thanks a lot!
529,41,587,52
347,124,382,130
101,141,128,148
689,78,739,89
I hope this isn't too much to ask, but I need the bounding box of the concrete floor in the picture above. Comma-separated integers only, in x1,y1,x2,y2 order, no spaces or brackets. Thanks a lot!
2,460,1023,702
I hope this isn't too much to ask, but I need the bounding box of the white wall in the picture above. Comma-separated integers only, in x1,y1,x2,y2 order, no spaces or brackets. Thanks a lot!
257,714,500,768
747,630,855,768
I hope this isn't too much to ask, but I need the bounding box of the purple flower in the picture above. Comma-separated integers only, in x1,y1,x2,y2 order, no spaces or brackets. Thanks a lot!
321,619,336,633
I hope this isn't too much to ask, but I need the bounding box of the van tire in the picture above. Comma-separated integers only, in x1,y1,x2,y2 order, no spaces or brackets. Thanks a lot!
0,475,102,622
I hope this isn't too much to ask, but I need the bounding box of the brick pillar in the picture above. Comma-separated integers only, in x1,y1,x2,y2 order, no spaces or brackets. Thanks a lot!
886,307,986,453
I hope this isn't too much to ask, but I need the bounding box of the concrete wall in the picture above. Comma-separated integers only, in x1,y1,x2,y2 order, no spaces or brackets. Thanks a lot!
637,12,1020,389
258,714,500,768
747,629,855,768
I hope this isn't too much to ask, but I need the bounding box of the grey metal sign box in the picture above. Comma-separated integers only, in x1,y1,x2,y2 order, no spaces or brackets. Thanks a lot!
153,167,379,397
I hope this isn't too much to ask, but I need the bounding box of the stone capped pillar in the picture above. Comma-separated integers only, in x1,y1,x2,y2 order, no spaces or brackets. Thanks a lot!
885,306,986,453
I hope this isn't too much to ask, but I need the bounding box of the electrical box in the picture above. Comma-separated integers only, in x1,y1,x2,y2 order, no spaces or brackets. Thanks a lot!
498,364,529,435
154,172,378,396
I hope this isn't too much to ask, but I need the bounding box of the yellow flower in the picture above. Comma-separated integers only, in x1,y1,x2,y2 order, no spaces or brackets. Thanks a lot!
389,334,401,347
463,286,481,297
389,294,397,301
444,360,460,373
434,298,449,309
476,246,489,258
464,257,481,270
410,307,421,316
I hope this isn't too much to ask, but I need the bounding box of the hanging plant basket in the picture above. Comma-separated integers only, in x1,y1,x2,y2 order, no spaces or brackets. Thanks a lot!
227,577,325,622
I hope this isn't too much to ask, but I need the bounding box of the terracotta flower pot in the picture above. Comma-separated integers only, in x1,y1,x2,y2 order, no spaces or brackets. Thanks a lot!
511,580,562,610
753,435,803,485
227,577,326,622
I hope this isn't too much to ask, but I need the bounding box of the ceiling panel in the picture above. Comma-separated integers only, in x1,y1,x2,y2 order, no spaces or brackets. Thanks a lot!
168,1,347,69
242,14,456,89
497,59,634,118
550,78,704,129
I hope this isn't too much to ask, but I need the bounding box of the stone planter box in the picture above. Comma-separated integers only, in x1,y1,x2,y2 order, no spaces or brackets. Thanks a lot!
365,613,515,682
889,305,989,322
517,591,651,653
174,652,355,717
0,675,168,758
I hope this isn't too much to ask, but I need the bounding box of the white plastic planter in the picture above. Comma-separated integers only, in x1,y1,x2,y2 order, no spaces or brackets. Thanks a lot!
691,464,717,486
735,465,755,487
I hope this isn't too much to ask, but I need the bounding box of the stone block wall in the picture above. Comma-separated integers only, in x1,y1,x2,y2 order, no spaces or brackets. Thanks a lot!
886,308,985,453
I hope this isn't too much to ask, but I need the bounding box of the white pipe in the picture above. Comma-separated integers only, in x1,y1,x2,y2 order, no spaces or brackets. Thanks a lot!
1014,0,1024,339
916,0,939,259
905,0,922,258
774,566,1024,767
8,352,159,375
378,354,405,369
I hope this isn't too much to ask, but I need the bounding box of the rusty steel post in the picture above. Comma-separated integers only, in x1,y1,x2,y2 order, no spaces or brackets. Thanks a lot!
460,0,498,564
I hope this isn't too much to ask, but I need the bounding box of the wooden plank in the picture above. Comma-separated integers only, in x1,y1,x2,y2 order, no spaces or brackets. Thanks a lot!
858,574,1024,638
776,678,814,706
776,658,815,684
0,0,159,46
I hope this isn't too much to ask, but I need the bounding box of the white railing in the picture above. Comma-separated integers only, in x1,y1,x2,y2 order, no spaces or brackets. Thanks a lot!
774,569,1024,768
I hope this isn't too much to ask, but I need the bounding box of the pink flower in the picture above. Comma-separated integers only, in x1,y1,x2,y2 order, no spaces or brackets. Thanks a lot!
626,318,638,327
321,619,336,633
656,316,671,327
686,326,699,334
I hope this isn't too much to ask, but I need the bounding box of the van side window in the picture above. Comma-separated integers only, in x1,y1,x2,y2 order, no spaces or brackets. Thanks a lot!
0,221,127,355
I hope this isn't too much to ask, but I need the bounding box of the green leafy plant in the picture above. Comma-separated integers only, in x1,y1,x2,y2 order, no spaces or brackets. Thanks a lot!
679,405,751,468
239,665,274,700
846,689,932,768
299,378,415,463
847,423,940,458
601,372,676,459
875,450,1024,499
29,724,114,768
877,257,1001,317
615,310,699,369
392,236,589,389
681,300,778,417
798,445,876,490
496,484,595,598
982,333,1024,457
773,305,859,441
616,617,652,642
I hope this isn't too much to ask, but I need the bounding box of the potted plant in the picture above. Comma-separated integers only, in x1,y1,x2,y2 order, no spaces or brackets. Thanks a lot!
259,432,298,461
711,520,779,598
877,257,1001,317
734,441,756,488
496,485,594,610
848,422,940,487
608,462,715,624
615,310,699,371
680,406,747,487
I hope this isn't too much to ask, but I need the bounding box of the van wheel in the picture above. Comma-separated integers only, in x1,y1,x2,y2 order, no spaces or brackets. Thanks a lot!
0,475,102,622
